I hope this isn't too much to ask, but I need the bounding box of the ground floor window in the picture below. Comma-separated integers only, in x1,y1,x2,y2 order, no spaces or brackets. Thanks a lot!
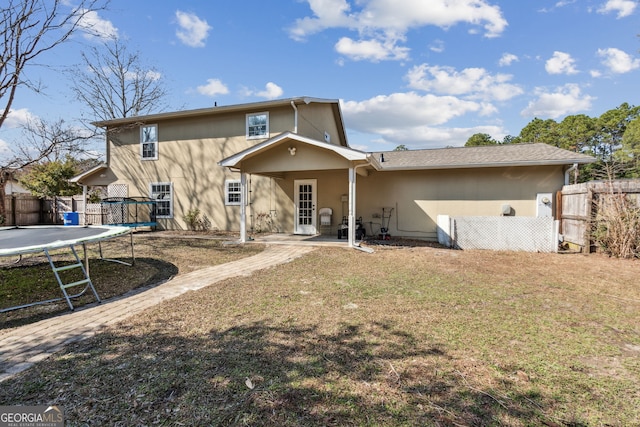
225,179,242,205
150,182,173,218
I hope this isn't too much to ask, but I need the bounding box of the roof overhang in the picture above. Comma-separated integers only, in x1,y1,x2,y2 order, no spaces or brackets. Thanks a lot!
93,97,342,126
218,132,370,170
69,164,108,184
375,158,594,172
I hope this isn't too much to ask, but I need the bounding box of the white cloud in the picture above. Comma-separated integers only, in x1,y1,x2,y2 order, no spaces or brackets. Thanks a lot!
289,0,507,62
597,47,640,73
368,124,508,149
342,92,486,138
545,51,579,75
197,79,229,97
145,70,162,81
175,11,212,48
429,39,445,53
3,108,35,129
76,9,118,40
406,64,523,101
124,70,162,82
341,86,517,149
288,0,354,41
521,84,594,119
598,0,637,18
335,36,409,61
255,82,284,100
0,138,10,157
498,53,518,67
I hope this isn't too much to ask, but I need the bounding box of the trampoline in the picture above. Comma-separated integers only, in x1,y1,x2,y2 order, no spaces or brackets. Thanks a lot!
0,225,134,312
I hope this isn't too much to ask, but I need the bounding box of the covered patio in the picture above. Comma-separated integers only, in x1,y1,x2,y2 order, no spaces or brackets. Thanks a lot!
219,132,378,248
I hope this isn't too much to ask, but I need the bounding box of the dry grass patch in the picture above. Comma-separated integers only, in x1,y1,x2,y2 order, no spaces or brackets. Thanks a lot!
1,243,639,426
0,231,263,329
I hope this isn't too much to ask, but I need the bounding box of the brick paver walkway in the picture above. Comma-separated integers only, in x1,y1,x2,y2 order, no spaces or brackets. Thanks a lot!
0,244,314,383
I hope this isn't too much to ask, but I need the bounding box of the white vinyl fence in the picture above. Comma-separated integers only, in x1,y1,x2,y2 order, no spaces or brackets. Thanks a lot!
437,215,559,253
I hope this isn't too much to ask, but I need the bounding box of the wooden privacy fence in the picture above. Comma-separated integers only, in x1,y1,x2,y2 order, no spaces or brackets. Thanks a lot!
2,195,84,226
560,180,640,252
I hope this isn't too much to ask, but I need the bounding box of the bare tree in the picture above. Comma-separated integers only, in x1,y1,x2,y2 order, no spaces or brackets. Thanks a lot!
0,0,106,223
0,0,106,130
9,118,98,170
70,37,169,122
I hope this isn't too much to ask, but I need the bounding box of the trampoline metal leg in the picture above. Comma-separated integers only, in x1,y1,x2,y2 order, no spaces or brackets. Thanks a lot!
44,245,101,311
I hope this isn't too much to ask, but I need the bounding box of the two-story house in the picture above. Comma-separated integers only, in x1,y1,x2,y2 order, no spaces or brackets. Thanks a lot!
73,96,594,247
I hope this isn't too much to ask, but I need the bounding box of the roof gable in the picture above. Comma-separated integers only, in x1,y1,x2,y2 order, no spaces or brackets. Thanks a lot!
219,132,369,169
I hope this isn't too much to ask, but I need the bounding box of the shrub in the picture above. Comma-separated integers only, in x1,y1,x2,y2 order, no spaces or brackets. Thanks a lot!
253,212,274,233
183,208,210,232
591,188,640,258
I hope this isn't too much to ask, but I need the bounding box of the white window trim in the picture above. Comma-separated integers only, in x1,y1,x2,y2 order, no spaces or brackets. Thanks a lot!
246,112,269,140
140,124,158,160
225,179,242,206
150,181,173,218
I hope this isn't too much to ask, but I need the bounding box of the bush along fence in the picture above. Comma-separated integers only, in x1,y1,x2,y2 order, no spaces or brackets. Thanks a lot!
435,179,640,256
560,179,640,257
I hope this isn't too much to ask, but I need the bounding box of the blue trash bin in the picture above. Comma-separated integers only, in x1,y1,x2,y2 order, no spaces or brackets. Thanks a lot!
63,212,79,226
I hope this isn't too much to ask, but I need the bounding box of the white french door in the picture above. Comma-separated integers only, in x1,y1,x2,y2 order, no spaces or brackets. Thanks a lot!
294,179,317,235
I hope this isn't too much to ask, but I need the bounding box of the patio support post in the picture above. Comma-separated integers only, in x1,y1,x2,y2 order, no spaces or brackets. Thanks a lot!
240,172,247,243
348,166,356,247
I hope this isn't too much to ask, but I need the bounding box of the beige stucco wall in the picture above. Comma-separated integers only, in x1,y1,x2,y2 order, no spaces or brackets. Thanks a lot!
87,103,342,230
241,143,352,174
263,165,565,240
354,165,565,240
296,103,344,145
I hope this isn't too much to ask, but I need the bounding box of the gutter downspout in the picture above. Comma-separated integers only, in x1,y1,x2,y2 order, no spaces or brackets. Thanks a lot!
565,163,578,185
291,101,298,134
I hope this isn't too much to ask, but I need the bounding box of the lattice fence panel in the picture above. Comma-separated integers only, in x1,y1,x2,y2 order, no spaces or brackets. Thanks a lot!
452,216,557,252
105,185,128,224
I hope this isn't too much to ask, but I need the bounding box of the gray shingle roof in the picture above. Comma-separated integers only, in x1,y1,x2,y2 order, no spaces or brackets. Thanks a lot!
373,143,595,170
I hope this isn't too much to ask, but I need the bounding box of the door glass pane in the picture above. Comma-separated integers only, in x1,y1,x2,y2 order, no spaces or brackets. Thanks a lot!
298,184,313,225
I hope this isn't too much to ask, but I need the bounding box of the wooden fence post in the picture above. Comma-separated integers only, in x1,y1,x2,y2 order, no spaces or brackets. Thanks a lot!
584,188,594,252
11,195,16,225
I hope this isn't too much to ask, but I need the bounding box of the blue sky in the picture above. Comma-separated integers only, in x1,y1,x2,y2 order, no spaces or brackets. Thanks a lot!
1,0,639,157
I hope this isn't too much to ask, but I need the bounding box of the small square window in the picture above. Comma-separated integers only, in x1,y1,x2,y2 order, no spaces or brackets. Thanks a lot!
141,125,158,160
246,112,269,139
225,180,242,206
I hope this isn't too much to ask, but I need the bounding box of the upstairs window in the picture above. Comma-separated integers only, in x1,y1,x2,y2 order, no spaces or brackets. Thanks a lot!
150,182,173,218
246,112,269,139
140,124,158,160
